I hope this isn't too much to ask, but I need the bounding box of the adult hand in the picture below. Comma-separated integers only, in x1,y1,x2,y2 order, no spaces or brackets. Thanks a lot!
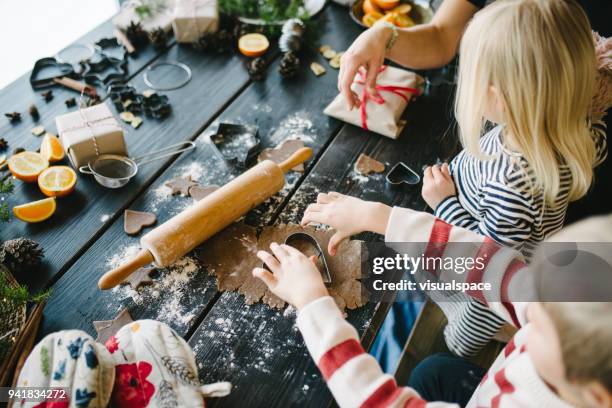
338,23,393,110
421,163,456,210
253,243,329,310
301,192,391,256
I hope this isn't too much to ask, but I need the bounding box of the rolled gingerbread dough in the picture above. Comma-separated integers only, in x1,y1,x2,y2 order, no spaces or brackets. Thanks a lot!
195,223,366,311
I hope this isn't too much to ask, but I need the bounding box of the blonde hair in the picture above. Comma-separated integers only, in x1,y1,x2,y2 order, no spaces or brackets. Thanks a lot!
545,303,612,391
455,0,597,204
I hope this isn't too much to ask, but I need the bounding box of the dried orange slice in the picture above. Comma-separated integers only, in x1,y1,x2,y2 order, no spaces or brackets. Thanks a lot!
389,3,412,14
363,0,382,15
381,12,398,25
394,13,416,28
373,0,400,10
7,151,49,183
362,11,384,27
38,166,77,197
238,33,270,57
13,197,56,223
40,133,65,162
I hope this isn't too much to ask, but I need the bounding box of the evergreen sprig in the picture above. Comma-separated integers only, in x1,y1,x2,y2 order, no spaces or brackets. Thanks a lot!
219,0,308,23
0,177,13,223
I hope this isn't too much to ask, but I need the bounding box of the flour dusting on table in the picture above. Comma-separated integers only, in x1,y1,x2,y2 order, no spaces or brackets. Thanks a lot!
269,111,316,144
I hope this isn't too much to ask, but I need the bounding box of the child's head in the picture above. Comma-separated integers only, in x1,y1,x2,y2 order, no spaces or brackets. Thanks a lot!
455,0,597,204
528,302,612,407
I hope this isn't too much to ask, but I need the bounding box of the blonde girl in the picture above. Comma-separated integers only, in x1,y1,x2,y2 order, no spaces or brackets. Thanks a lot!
303,0,608,358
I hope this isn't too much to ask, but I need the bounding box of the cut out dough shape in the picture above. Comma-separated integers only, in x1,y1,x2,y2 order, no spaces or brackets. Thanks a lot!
121,266,155,289
93,308,133,343
258,139,306,172
355,153,385,175
124,209,157,235
196,223,365,312
189,184,220,201
165,176,197,196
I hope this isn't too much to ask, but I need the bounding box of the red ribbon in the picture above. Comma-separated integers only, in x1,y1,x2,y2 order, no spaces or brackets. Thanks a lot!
355,66,420,131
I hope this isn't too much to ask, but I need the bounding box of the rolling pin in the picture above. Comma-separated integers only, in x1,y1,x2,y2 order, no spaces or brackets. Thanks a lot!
98,147,313,289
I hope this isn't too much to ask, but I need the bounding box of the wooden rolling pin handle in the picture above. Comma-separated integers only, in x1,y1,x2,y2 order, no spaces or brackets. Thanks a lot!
278,147,313,173
98,249,154,290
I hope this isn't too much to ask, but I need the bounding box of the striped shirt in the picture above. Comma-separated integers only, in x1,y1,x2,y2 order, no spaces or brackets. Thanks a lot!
431,124,607,357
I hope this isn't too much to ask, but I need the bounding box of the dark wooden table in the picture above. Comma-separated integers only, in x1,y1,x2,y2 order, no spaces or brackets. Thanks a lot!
0,4,458,406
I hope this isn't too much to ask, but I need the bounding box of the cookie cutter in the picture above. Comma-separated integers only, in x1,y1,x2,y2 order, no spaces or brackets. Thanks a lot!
386,162,421,186
210,123,261,167
29,57,77,89
143,61,192,91
285,232,332,284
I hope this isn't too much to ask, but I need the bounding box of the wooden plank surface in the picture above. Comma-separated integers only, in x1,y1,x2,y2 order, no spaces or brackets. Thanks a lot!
189,65,459,407
2,37,250,293
40,4,363,339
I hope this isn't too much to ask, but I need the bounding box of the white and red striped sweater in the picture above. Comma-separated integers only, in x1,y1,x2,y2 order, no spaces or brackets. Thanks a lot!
296,207,574,408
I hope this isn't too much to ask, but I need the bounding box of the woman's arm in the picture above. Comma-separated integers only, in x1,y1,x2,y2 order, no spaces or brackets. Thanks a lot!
339,0,478,109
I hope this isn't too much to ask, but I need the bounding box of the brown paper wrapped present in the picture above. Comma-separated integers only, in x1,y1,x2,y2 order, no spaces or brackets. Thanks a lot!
55,103,127,168
324,65,423,139
173,0,218,43
113,0,176,32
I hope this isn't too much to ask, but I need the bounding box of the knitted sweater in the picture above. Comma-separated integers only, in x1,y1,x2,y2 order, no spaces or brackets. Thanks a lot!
296,207,574,408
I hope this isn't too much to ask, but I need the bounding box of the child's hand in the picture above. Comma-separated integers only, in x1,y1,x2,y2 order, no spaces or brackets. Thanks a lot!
253,243,329,310
421,163,456,210
300,192,391,256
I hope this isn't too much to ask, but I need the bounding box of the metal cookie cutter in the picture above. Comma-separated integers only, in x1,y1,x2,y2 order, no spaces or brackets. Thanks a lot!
385,162,421,186
285,232,332,284
210,123,261,167
264,232,332,284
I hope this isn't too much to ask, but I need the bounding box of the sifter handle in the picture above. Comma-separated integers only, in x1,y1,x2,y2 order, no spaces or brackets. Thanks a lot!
278,147,313,173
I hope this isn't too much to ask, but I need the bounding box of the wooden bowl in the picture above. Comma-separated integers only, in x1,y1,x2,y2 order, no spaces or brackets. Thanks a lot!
350,0,434,29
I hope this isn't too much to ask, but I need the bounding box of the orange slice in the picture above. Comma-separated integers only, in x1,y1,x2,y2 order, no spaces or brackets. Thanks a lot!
7,151,49,183
13,197,56,223
381,12,398,25
238,33,270,57
394,13,416,28
38,166,77,197
362,11,384,27
40,132,65,162
363,0,382,15
389,4,412,14
373,0,400,10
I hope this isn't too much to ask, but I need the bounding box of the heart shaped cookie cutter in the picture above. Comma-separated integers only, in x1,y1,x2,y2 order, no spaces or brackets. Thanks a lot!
386,162,421,186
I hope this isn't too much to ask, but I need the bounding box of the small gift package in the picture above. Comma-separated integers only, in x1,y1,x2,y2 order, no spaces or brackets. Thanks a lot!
113,0,176,32
56,103,127,168
172,0,219,43
324,65,423,139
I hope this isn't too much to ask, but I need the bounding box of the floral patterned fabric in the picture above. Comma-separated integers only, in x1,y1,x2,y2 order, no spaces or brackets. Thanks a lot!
18,320,231,408
17,330,115,408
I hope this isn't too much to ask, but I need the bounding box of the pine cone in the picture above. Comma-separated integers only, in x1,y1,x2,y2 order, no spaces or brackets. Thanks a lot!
0,238,44,273
28,104,39,120
0,138,7,151
149,28,167,51
247,57,267,81
279,52,300,78
126,21,149,49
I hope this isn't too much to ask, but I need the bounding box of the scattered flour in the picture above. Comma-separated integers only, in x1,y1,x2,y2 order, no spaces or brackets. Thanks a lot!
349,171,370,183
100,214,110,222
269,111,316,144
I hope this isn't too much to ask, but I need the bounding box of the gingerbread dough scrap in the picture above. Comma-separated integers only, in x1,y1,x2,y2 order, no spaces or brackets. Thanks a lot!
355,153,385,175
165,176,197,196
124,209,157,235
189,184,220,201
93,308,133,343
121,266,155,289
258,139,306,172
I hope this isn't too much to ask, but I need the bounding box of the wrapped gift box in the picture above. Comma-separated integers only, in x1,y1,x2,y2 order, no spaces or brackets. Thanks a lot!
324,66,423,139
172,0,218,43
56,103,127,168
113,0,176,33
